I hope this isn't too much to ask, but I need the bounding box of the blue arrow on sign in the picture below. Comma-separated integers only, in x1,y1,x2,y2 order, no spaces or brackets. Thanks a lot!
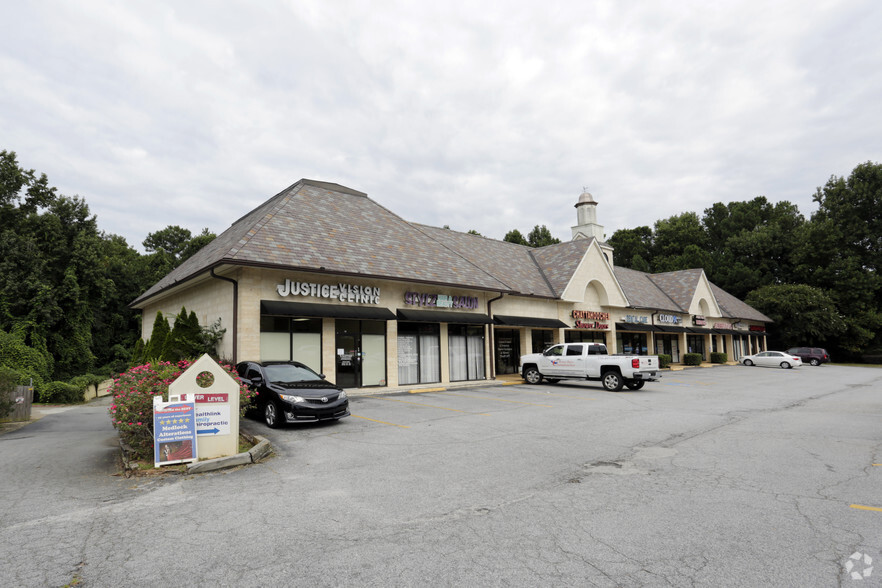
197,427,220,435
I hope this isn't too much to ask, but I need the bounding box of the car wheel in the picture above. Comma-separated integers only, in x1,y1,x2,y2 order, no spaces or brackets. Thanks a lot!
263,401,284,429
602,371,624,392
743,359,754,366
546,379,560,384
523,367,542,385
780,362,791,369
810,358,820,366
625,380,645,390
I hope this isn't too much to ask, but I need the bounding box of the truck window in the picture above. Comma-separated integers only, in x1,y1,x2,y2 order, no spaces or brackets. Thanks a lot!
588,345,608,355
544,345,564,356
566,344,584,356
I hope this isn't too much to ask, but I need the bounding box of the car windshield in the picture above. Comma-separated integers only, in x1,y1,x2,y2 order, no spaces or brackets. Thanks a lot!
264,363,323,384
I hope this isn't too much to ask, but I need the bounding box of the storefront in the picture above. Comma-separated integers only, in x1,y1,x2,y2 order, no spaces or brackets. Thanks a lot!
131,179,771,386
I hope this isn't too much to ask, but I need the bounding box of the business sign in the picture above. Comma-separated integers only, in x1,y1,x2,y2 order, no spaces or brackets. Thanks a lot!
693,315,707,326
749,325,766,332
572,310,609,330
153,398,198,467
623,314,649,324
657,314,682,325
276,279,380,304
404,291,479,309
196,405,231,436
713,323,731,330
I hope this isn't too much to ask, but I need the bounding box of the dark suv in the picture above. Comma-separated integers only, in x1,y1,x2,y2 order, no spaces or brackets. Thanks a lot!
785,347,830,366
235,361,350,428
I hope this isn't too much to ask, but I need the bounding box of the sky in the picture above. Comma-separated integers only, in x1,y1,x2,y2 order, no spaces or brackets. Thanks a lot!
2,1,881,251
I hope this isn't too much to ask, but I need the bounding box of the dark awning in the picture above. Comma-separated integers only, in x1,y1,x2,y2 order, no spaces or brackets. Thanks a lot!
655,325,689,333
397,309,493,324
261,300,396,320
615,322,660,332
687,327,714,334
494,315,569,329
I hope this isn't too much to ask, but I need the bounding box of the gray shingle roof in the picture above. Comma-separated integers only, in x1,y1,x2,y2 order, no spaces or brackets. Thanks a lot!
647,269,704,311
709,283,772,322
613,266,683,311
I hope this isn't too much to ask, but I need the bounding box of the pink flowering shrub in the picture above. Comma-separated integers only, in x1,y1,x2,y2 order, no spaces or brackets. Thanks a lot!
108,360,256,460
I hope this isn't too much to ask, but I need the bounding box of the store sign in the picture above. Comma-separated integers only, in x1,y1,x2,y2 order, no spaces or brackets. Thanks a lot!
658,314,682,325
693,315,707,326
749,325,766,332
623,314,649,324
713,323,730,330
276,279,380,304
404,291,479,309
572,310,609,330
153,398,197,467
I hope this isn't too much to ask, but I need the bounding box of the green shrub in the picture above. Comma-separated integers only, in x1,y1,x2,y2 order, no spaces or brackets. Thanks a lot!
41,381,84,404
657,354,672,369
710,352,728,364
684,353,703,366
0,366,20,418
0,329,50,395
109,360,257,461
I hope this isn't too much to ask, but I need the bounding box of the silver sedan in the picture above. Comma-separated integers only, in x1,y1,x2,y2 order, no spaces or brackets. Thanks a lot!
741,351,802,369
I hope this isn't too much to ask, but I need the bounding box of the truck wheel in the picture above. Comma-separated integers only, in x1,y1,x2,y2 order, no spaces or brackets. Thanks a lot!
602,371,624,392
523,367,542,385
625,380,645,390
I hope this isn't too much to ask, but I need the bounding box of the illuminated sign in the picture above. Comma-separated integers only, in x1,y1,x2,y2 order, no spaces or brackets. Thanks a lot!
404,292,479,310
657,314,682,325
277,279,380,304
623,315,649,324
572,310,609,330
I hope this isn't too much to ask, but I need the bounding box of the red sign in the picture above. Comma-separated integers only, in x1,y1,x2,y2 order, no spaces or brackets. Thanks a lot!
195,393,229,403
749,326,766,332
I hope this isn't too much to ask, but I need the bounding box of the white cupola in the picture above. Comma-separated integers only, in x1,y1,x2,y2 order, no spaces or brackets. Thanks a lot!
571,189,605,241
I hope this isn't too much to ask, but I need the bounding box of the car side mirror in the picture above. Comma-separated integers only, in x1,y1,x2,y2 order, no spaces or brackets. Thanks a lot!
319,374,327,379
250,375,263,386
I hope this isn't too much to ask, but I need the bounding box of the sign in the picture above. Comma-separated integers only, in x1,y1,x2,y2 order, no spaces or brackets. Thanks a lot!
749,325,766,332
623,314,649,324
572,310,609,330
194,392,228,403
713,323,730,330
153,398,198,467
693,315,707,326
196,405,231,436
276,279,380,304
658,314,682,325
404,291,479,309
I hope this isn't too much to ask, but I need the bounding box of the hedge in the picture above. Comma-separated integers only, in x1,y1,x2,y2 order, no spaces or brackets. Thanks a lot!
710,352,728,364
658,354,672,369
683,353,703,366
41,381,84,404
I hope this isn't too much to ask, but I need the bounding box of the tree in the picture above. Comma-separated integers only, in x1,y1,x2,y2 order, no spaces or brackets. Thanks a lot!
745,284,846,350
527,225,561,248
607,226,653,270
652,212,709,272
467,229,482,236
142,225,215,283
144,312,170,361
503,229,528,246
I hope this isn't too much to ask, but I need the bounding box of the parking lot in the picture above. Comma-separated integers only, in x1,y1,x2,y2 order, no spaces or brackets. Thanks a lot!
3,364,881,587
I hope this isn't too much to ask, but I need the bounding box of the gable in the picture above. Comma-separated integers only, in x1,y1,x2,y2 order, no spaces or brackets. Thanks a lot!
559,240,628,306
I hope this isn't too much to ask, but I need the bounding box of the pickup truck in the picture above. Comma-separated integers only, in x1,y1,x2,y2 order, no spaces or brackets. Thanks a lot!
519,342,660,391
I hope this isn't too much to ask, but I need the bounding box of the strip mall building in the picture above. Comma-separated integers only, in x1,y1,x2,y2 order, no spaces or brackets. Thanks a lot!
131,180,770,389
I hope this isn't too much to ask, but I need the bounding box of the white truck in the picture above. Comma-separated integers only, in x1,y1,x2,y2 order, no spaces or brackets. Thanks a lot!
519,342,660,391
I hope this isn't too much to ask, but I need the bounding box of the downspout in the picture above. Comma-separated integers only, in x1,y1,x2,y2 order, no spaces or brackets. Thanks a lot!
210,268,238,364
487,293,505,379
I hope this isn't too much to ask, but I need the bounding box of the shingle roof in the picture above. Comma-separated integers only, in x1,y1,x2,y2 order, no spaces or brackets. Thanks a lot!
613,266,682,311
709,282,772,322
648,269,704,311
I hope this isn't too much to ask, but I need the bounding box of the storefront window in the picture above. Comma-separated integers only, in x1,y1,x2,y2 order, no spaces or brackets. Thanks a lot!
449,325,485,382
531,329,555,353
494,329,520,375
654,335,681,363
565,330,607,344
687,334,706,360
616,332,648,355
398,323,440,385
336,319,387,388
260,316,322,373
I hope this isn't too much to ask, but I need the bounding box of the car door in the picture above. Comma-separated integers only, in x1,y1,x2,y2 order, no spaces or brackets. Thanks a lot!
561,343,586,377
758,351,783,367
539,344,565,376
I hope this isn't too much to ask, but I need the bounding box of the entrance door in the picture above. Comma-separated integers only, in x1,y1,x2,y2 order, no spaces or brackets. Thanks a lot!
494,329,521,375
335,330,361,388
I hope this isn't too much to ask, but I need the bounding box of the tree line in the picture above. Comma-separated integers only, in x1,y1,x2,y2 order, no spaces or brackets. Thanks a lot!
1,148,880,397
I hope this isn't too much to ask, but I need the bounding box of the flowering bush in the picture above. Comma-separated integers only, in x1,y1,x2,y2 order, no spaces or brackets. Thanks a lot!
108,360,256,461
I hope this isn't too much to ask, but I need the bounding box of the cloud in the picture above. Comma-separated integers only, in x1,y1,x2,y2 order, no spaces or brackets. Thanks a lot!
1,0,880,250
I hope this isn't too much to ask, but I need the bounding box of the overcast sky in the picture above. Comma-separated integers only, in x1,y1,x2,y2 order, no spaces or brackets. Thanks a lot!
3,1,881,251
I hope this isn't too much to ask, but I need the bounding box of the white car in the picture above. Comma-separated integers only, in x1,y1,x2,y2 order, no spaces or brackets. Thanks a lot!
741,351,802,369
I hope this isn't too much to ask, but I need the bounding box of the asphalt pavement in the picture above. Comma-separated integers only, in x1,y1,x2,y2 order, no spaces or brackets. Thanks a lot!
1,365,881,587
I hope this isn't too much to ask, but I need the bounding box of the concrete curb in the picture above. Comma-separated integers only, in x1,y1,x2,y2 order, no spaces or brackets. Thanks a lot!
185,429,273,474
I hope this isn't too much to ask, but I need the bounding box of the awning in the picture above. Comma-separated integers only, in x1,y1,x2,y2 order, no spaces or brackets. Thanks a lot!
494,315,569,329
261,300,396,320
615,322,660,332
688,327,714,334
655,325,689,333
397,309,494,324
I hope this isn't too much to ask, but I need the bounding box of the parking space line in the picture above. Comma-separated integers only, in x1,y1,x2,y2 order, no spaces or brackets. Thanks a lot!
350,414,410,428
511,389,597,400
850,504,882,512
367,396,488,414
442,392,553,407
